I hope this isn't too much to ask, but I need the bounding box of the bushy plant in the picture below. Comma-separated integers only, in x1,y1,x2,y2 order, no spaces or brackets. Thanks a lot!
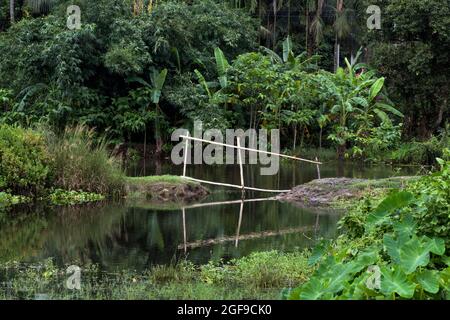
0,124,53,196
410,149,450,244
45,125,125,196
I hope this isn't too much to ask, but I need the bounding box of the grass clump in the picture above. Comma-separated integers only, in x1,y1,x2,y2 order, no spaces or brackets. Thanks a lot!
126,175,198,186
45,125,125,197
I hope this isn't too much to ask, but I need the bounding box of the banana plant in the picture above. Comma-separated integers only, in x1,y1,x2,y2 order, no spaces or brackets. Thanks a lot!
128,68,168,160
328,58,403,159
262,36,320,70
194,47,232,107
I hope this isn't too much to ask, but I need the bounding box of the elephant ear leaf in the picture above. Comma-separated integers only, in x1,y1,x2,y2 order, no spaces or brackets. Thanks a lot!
298,277,324,300
423,237,446,256
367,191,414,226
380,267,416,298
399,238,430,274
369,77,385,102
417,270,440,294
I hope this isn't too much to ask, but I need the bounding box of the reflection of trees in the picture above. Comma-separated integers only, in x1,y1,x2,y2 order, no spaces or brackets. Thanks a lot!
0,203,128,265
41,203,128,266
0,206,48,263
0,192,344,269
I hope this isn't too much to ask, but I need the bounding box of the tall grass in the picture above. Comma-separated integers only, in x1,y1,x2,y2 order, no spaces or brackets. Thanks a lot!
45,125,125,196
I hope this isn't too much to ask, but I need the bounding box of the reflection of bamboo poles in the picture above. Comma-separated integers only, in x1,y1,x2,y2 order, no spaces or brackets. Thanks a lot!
235,201,244,248
182,197,276,210
182,208,187,254
177,226,314,250
184,176,291,193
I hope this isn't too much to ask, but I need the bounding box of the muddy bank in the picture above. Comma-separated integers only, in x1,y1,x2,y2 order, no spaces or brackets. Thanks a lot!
277,177,417,208
125,176,209,203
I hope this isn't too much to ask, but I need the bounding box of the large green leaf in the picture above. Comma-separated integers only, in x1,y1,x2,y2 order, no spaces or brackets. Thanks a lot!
282,36,293,63
194,69,211,98
393,215,417,240
369,77,385,102
150,69,168,104
308,240,331,266
375,103,404,118
373,108,389,123
423,237,446,256
384,234,402,264
417,270,440,294
367,191,414,226
398,239,430,274
380,267,416,298
214,48,229,88
298,277,323,300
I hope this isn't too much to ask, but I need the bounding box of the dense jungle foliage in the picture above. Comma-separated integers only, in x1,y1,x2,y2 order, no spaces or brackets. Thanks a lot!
0,0,448,163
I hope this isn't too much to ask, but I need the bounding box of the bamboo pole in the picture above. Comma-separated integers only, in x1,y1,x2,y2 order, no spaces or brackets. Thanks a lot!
316,157,321,179
236,137,245,193
183,176,291,193
182,133,189,177
179,135,322,165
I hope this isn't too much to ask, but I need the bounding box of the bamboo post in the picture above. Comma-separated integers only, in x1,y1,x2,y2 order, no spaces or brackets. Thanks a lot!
236,137,245,197
316,157,321,180
179,135,322,165
235,201,244,248
182,133,189,177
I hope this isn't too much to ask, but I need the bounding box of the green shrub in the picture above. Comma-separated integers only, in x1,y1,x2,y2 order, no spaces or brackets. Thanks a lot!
410,149,450,244
390,137,446,165
0,125,53,196
289,154,450,300
45,125,125,196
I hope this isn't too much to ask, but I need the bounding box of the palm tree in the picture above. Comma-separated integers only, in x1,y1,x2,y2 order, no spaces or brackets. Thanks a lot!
333,0,351,72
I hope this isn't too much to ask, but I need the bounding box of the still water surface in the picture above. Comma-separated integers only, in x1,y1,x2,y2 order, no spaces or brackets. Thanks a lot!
0,161,417,271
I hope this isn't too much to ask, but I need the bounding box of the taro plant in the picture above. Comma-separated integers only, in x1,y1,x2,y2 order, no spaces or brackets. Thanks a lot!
288,159,450,300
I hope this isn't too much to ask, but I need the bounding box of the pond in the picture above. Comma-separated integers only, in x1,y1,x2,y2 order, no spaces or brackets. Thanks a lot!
0,161,418,271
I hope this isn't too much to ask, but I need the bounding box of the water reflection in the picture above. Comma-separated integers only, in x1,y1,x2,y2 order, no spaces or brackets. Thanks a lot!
0,161,417,271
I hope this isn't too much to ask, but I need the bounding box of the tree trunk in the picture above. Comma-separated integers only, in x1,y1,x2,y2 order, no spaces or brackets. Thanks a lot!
334,35,340,72
319,127,323,152
155,105,163,156
10,0,15,24
272,0,277,50
143,125,147,176
337,144,346,160
293,124,297,151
